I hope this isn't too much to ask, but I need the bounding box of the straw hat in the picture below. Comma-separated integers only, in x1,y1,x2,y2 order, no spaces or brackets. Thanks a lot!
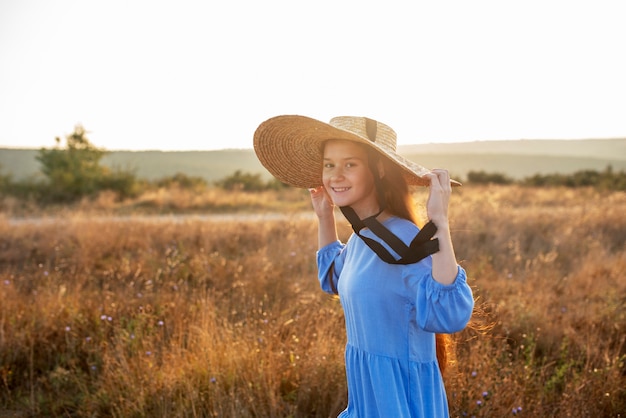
253,115,445,189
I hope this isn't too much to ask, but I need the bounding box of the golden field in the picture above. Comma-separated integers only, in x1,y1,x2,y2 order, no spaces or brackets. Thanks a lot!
0,185,624,417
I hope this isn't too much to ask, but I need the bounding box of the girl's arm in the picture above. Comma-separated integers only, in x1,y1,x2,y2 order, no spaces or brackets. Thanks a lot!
309,186,338,249
424,169,459,285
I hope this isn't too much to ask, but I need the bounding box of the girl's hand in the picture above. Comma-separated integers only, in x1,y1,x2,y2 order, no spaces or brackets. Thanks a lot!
424,169,452,227
309,186,335,219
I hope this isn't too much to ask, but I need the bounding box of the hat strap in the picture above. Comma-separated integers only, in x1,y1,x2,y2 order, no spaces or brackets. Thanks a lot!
339,206,440,265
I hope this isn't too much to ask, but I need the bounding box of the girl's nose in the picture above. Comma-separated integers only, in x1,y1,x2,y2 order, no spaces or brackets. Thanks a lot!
331,168,345,180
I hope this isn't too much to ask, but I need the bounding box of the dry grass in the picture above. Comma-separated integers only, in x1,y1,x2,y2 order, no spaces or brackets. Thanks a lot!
0,187,311,219
0,185,624,417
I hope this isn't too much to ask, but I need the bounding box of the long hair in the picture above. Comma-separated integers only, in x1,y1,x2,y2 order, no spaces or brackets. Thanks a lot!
372,151,455,374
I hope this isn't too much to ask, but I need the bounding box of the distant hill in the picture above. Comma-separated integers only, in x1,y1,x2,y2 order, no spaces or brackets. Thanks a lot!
0,149,267,183
399,138,626,179
1,138,625,182
398,138,626,159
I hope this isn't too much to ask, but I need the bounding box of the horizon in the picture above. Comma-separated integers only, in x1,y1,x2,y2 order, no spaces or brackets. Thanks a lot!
1,136,625,154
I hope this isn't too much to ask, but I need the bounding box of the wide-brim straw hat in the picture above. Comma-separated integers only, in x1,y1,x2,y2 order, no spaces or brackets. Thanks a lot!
254,115,457,189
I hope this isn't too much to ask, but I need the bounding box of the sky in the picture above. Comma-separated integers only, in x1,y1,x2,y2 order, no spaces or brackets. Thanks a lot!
1,0,625,151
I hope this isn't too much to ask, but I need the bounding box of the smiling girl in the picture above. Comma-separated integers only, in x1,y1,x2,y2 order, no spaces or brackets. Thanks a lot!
254,115,474,417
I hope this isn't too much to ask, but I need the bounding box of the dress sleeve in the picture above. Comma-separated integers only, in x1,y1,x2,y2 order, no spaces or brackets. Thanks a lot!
316,240,346,294
411,264,474,333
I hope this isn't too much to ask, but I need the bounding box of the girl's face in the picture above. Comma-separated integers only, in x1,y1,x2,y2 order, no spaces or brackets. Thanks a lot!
322,140,380,217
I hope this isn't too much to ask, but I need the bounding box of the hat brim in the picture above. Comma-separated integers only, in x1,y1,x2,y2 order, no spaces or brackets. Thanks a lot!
253,115,458,189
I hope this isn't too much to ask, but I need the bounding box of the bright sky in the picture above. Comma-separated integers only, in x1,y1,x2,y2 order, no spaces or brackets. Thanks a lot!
1,0,625,151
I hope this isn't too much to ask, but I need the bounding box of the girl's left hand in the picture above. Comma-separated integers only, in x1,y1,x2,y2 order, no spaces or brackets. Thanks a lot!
424,169,452,227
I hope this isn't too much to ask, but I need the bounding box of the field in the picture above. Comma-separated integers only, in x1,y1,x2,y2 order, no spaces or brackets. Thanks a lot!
0,185,625,417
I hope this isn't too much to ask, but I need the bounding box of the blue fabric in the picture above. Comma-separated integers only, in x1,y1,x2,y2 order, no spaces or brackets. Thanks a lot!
317,217,474,418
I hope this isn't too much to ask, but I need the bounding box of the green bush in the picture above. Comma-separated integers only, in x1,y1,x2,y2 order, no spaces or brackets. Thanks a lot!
155,172,208,190
522,166,626,191
97,167,141,200
35,124,138,202
466,170,514,185
214,170,284,191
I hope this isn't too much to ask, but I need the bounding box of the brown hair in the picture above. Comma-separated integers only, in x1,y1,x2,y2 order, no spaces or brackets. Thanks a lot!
375,153,454,374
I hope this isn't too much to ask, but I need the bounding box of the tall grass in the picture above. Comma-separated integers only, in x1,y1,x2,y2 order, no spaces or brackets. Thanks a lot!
0,185,624,417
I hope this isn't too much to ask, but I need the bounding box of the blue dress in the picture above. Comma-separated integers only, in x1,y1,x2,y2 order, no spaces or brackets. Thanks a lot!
317,216,474,417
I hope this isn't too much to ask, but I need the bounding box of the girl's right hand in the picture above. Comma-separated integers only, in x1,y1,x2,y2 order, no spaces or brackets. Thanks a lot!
309,186,335,219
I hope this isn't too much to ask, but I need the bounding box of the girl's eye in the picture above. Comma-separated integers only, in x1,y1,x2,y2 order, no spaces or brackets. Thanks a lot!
323,163,334,169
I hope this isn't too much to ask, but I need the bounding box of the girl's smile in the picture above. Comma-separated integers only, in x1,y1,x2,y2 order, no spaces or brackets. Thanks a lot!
322,139,380,218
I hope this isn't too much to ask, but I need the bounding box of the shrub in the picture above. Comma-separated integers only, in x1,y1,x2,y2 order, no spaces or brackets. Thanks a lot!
215,170,280,191
97,167,141,200
522,165,626,191
35,125,138,202
467,170,514,185
155,172,208,190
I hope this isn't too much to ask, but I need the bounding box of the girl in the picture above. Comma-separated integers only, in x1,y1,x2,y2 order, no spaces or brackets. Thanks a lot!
254,115,474,417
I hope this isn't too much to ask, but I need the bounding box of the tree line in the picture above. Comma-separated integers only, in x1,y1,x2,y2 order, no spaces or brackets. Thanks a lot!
0,125,287,203
466,167,626,190
1,125,624,204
